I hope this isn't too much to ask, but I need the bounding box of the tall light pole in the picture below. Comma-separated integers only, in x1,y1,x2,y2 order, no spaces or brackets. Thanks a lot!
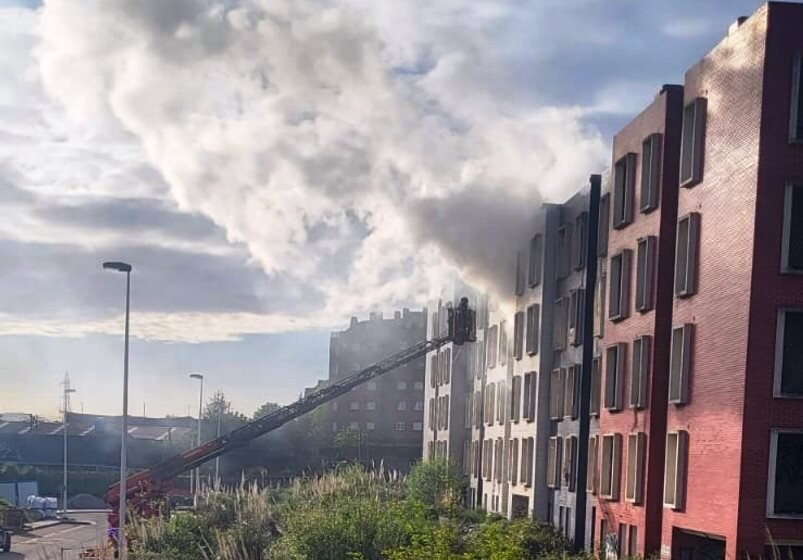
103,260,132,560
215,405,221,483
189,373,204,497
61,373,76,516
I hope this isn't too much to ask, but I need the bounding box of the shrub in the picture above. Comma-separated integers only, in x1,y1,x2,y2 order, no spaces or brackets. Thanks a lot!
403,459,466,519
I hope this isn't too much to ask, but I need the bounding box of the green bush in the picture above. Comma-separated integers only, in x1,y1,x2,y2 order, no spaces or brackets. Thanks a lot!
403,459,466,519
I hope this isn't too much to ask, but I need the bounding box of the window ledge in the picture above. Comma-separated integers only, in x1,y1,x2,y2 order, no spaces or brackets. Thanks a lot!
780,267,803,275
609,314,628,323
680,177,701,189
773,393,803,399
766,513,803,520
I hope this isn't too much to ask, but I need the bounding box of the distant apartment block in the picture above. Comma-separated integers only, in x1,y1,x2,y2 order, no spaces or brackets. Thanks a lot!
327,309,426,453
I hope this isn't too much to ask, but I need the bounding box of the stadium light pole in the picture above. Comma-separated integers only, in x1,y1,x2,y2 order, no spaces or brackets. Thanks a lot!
103,260,132,560
189,373,204,497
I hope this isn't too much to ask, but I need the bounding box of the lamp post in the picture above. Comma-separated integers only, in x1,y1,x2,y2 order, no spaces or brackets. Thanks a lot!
103,260,132,560
61,375,76,516
189,373,204,497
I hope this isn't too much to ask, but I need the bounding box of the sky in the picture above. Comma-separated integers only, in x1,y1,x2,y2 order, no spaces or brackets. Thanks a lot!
0,0,781,419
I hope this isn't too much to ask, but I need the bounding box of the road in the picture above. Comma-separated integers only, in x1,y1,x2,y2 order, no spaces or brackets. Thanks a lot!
6,512,109,560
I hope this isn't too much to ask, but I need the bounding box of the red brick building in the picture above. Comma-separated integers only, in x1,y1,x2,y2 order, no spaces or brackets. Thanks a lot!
597,84,683,558
597,4,803,559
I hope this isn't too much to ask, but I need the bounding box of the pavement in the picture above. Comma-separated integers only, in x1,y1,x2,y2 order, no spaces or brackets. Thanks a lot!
5,512,109,560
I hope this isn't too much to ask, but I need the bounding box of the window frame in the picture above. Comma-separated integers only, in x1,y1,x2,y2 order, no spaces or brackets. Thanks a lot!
604,343,626,411
513,311,525,360
529,234,544,287
563,435,578,491
547,436,563,489
598,193,610,257
510,438,519,486
782,182,803,274
773,308,803,398
554,297,569,350
669,324,693,405
680,97,707,187
609,250,632,322
526,304,540,355
515,251,526,296
640,133,662,213
557,223,573,279
568,288,586,347
625,432,646,504
789,51,803,144
590,356,601,417
663,430,688,509
573,212,588,270
587,435,599,494
523,372,536,422
635,236,657,312
511,375,522,422
600,433,622,500
767,429,803,518
630,335,651,409
613,153,637,229
564,365,579,420
675,213,701,298
550,368,565,420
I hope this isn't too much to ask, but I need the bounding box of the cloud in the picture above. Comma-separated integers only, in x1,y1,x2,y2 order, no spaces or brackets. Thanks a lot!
662,18,716,39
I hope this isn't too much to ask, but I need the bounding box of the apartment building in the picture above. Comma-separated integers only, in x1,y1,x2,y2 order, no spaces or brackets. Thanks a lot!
327,310,426,452
594,4,803,559
546,179,601,546
509,205,560,520
595,84,684,558
423,286,480,470
466,293,488,508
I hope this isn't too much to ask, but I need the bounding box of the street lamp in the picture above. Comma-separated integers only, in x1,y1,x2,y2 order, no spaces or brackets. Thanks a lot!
189,373,204,496
61,376,76,516
103,260,132,560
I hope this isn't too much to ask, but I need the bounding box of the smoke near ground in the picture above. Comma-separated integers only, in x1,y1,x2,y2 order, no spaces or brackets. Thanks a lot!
16,0,607,337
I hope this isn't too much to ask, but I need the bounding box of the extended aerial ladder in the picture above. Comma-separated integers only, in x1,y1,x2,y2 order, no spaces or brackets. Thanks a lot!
104,298,475,526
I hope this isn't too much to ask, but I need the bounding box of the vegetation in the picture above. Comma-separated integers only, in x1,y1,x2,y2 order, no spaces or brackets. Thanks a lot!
129,460,588,560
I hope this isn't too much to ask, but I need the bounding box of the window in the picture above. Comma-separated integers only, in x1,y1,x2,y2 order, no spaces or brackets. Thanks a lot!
775,309,803,396
590,357,601,416
587,435,599,494
349,421,359,430
526,304,540,355
628,525,638,557
791,52,803,142
680,98,706,186
609,250,632,321
429,355,438,388
664,431,688,509
547,436,562,489
443,396,449,429
496,382,506,424
412,422,422,431
495,438,504,483
332,422,337,432
768,430,803,516
640,133,662,212
397,401,407,411
573,212,588,270
474,390,482,428
523,372,536,422
563,436,578,491
594,272,606,338
513,311,525,360
428,398,435,428
630,336,650,409
367,382,377,390
395,422,406,432
529,234,544,286
397,381,407,390
486,325,499,368
366,421,375,431
605,344,626,411
613,153,636,229
564,365,579,420
510,438,519,485
635,236,656,312
413,381,423,390
600,434,622,500
511,376,522,422
598,193,610,257
500,320,508,367
557,224,572,279
367,401,376,410
618,524,627,560
414,400,423,412
440,347,452,384
669,324,693,405
521,437,534,486
783,183,803,272
486,382,495,426
568,288,585,346
349,401,360,411
515,251,526,295
485,439,494,481
625,432,646,504
550,369,565,420
675,213,700,297
554,297,568,350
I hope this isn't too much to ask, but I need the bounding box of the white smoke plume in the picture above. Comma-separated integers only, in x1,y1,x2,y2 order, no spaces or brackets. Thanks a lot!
37,0,607,322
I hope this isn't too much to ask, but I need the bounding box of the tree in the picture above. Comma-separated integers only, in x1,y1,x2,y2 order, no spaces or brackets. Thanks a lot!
253,401,281,419
203,391,247,436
